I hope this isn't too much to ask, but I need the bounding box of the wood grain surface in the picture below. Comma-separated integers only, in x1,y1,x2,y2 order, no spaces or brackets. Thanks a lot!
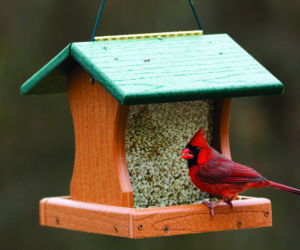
67,66,133,207
40,196,272,238
213,99,232,159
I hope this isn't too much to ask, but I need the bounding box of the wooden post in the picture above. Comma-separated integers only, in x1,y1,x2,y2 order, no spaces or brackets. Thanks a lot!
67,66,133,207
213,99,232,159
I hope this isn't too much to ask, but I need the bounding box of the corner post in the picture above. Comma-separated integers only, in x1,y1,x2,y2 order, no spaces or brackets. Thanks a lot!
67,66,133,207
213,99,232,159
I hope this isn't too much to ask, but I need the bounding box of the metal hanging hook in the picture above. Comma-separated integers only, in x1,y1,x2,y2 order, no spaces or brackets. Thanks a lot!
91,0,202,41
189,0,203,30
91,0,106,41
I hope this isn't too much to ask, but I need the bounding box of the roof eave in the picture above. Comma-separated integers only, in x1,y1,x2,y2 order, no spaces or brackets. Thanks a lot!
20,44,75,96
122,83,284,105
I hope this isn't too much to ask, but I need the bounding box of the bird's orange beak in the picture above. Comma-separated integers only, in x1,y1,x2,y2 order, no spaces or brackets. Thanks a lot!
181,148,194,160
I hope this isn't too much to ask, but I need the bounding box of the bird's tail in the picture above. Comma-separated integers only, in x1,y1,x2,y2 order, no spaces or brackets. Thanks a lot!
270,181,300,196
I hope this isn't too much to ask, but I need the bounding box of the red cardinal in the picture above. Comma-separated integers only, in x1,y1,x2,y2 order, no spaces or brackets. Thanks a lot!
181,128,300,216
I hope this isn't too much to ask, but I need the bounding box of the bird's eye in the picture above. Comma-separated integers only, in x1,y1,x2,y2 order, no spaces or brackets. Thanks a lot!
196,147,201,150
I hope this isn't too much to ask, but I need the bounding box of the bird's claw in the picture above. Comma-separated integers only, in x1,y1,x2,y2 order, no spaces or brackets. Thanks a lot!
203,201,216,216
208,207,215,216
224,195,238,209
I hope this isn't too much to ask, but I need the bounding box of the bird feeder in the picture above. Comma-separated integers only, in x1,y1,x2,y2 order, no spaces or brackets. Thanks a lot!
21,31,284,238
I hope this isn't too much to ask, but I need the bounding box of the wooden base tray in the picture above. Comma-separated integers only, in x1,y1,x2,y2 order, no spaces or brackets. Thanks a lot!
40,196,272,238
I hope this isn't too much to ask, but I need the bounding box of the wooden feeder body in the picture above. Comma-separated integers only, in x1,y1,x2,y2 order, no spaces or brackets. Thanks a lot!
21,31,284,238
67,67,231,209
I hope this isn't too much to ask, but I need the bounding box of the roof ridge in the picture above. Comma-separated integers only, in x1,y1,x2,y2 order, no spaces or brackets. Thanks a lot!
94,30,203,41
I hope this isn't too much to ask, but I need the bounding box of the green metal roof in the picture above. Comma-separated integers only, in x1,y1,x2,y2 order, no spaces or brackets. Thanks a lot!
20,32,284,105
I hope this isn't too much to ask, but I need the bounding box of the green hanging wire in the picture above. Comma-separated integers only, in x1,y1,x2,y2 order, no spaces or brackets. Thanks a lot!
91,0,202,42
189,0,203,30
91,0,106,41
90,0,106,84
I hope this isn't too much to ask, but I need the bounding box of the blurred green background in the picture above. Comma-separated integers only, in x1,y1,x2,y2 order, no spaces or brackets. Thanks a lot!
1,0,300,249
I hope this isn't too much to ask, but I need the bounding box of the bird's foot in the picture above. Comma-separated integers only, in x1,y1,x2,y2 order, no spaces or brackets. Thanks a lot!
224,195,239,209
225,199,233,209
203,201,217,216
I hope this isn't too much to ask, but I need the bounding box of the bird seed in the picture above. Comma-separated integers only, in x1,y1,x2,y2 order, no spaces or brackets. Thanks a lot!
125,100,214,208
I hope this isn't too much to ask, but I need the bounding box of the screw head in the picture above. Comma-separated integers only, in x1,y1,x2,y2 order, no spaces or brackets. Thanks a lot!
264,210,270,217
137,224,143,231
163,225,169,233
236,221,242,228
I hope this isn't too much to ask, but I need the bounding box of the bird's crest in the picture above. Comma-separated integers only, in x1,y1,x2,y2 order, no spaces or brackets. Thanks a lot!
188,128,208,147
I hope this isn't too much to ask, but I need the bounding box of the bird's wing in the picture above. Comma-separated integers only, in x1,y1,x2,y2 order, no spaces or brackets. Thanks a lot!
195,156,266,184
195,157,233,184
222,163,266,184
